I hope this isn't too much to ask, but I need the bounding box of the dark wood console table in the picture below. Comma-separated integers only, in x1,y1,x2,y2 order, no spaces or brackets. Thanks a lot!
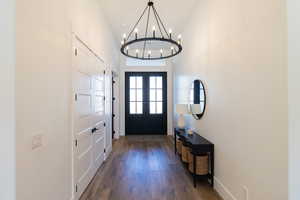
174,128,214,188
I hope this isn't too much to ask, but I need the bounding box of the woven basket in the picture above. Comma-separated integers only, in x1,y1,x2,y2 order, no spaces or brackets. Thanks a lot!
176,140,182,155
181,144,189,163
188,151,209,175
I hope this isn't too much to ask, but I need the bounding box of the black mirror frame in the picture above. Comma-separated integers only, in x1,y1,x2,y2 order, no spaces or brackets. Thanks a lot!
192,79,206,120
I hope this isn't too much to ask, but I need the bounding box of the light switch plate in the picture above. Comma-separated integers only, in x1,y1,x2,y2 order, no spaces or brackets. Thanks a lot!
32,134,43,150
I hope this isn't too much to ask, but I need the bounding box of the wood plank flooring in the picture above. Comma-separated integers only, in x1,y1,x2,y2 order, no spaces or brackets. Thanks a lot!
80,135,222,200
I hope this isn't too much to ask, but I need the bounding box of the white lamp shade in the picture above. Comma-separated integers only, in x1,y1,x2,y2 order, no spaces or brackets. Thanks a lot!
190,104,201,114
176,104,189,114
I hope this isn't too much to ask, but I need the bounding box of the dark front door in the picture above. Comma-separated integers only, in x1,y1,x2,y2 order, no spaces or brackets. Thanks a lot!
125,72,167,135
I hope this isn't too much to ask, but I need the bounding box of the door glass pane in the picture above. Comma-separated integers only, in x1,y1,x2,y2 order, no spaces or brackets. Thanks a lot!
156,77,162,88
150,102,156,114
156,89,162,101
150,77,156,88
150,89,156,101
136,102,143,114
130,77,136,88
130,89,136,101
157,102,163,114
136,89,143,101
130,102,136,114
136,77,143,89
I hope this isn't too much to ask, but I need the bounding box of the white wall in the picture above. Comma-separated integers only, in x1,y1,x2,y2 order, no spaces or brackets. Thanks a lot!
15,0,119,200
0,0,16,200
288,1,300,199
173,0,288,200
119,58,173,136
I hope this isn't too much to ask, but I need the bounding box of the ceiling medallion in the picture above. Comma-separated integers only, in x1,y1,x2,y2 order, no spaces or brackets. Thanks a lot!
120,0,183,60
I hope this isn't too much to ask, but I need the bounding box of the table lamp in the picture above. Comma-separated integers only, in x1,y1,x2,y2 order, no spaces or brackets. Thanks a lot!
176,104,189,129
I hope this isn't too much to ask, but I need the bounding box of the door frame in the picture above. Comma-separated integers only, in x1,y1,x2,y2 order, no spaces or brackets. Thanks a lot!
120,66,173,136
125,72,168,135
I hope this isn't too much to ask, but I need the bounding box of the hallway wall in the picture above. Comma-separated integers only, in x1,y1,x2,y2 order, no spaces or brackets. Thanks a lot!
288,0,300,199
173,0,288,199
15,0,119,200
0,0,16,199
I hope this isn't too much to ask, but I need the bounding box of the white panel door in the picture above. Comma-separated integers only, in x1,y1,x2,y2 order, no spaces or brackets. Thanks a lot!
92,59,106,171
73,41,94,199
72,38,106,199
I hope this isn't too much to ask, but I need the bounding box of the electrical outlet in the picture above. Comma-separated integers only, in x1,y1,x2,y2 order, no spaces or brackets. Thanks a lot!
243,186,249,200
32,134,43,150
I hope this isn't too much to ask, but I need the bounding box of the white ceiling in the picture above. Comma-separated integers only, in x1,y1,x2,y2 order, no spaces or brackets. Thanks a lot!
99,0,199,42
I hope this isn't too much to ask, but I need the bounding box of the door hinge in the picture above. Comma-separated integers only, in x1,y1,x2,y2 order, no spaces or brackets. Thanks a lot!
112,114,115,118
103,123,106,127
75,184,78,193
75,139,78,147
75,48,78,56
112,97,116,101
103,70,106,75
75,94,78,101
103,96,105,101
104,148,106,153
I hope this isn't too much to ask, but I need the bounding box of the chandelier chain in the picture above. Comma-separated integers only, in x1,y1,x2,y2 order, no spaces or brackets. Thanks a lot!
126,5,148,41
152,5,170,39
152,6,164,38
142,6,151,58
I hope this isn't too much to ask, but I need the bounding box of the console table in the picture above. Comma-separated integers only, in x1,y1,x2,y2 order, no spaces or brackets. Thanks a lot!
174,128,214,188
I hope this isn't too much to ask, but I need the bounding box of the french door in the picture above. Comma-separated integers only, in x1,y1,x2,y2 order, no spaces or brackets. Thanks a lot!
125,72,167,135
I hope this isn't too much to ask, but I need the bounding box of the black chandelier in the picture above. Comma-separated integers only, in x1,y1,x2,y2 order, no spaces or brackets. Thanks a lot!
120,1,183,60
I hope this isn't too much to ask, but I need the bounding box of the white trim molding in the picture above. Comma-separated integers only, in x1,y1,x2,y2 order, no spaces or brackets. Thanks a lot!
214,177,238,200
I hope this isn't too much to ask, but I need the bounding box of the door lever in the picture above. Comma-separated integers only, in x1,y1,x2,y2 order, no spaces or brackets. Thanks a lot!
91,127,98,134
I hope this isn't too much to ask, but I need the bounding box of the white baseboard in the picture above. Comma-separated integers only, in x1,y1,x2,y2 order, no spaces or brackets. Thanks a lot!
214,177,238,200
68,195,74,200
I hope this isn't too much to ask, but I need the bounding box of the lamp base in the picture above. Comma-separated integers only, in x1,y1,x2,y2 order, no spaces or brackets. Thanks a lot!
177,114,185,129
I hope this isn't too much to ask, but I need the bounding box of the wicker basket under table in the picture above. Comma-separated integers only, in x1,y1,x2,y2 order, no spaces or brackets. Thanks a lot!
176,139,182,155
188,150,209,175
181,144,189,163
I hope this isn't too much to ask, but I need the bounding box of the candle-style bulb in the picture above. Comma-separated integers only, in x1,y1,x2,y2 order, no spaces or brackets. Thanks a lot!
177,34,182,44
152,26,156,37
171,46,174,55
148,50,151,58
135,49,139,57
134,28,138,40
160,49,163,57
126,46,129,54
169,29,172,38
123,33,126,43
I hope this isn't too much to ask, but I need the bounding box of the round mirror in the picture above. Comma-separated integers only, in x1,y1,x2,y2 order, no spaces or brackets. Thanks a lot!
189,80,206,120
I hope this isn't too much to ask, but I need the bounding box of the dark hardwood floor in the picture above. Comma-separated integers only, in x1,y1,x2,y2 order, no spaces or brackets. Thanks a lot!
80,135,222,200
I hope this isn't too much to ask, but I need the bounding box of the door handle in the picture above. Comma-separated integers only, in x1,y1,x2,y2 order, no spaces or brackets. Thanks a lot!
91,128,98,134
